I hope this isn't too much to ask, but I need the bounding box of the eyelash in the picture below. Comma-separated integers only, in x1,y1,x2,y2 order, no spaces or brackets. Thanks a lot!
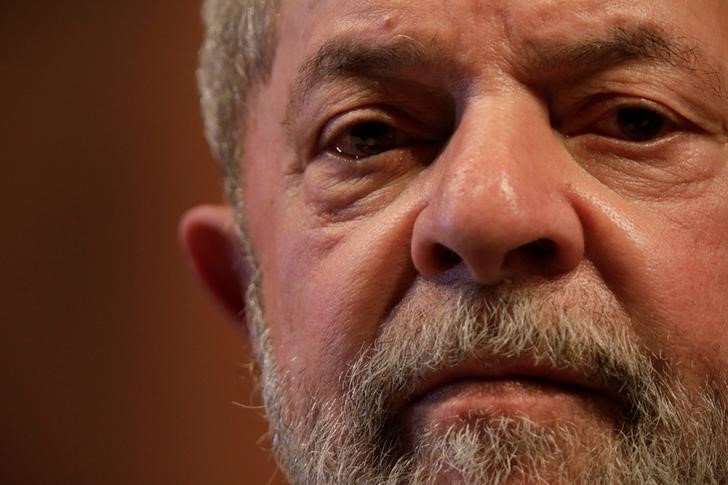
318,107,435,161
317,97,686,164
560,97,683,143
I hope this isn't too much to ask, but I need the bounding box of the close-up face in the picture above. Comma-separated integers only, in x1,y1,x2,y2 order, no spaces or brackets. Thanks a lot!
187,0,728,482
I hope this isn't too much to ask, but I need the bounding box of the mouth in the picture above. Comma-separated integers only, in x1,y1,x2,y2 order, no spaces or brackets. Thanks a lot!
395,358,624,435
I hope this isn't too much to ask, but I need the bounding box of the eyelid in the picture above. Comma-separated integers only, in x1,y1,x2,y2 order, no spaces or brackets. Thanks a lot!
316,105,438,155
562,95,684,137
318,107,397,152
602,97,678,122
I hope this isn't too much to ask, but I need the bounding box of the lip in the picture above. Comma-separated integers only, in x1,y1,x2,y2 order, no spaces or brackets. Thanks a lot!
393,357,624,429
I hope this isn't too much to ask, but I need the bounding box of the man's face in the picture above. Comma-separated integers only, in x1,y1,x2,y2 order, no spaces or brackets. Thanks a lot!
238,0,728,482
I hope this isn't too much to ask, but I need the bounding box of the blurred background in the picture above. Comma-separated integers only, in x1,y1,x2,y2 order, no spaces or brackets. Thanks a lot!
2,1,280,483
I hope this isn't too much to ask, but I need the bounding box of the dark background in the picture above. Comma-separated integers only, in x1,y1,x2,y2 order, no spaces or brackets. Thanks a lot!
2,2,280,483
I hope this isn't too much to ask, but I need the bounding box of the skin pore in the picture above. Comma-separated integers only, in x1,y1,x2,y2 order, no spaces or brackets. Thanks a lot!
183,0,728,482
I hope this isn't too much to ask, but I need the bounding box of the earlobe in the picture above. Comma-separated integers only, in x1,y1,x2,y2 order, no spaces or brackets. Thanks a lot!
178,205,251,333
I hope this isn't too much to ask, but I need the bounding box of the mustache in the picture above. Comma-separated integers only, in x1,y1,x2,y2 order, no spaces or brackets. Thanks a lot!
247,274,728,484
343,281,668,432
248,275,728,484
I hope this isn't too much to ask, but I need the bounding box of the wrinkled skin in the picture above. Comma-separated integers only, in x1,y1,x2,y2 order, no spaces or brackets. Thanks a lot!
182,0,728,482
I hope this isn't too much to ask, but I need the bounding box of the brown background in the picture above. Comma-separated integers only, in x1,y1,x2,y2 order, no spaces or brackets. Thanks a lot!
1,1,280,483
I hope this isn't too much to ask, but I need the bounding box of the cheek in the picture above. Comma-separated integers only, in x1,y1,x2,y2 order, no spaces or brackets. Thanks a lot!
572,173,728,383
259,195,423,400
629,201,728,379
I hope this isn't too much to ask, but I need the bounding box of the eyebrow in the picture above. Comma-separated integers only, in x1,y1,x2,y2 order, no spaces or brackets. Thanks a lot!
527,25,724,93
284,35,453,126
296,35,454,88
286,23,726,123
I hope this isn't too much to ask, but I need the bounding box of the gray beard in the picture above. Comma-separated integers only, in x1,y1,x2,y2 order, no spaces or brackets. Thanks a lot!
245,276,728,484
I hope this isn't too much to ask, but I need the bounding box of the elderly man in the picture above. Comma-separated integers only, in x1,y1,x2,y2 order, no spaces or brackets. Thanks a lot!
180,0,728,483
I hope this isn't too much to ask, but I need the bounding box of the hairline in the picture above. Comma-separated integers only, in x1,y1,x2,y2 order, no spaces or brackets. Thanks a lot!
198,0,282,210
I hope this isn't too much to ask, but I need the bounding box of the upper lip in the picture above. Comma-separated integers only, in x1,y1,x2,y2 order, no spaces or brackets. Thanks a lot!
393,356,623,415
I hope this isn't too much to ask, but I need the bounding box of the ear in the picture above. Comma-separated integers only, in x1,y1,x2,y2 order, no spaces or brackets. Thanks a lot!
179,205,251,335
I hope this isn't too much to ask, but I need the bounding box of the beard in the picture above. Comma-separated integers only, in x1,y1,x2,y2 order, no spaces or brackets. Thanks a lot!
244,274,728,484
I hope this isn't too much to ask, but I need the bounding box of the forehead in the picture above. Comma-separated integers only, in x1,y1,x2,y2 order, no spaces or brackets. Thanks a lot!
276,0,728,72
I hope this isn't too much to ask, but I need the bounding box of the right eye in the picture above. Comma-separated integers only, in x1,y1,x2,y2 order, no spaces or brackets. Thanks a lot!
328,120,412,159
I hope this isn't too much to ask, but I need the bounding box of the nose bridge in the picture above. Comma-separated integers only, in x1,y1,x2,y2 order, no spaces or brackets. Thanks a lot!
411,95,584,284
436,100,550,230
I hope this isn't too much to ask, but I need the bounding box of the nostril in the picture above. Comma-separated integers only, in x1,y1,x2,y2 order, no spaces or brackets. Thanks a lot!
521,238,557,260
434,243,462,269
501,238,559,278
505,238,561,276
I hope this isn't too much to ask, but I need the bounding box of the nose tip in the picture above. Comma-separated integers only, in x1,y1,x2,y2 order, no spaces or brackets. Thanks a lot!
410,142,586,285
413,210,584,285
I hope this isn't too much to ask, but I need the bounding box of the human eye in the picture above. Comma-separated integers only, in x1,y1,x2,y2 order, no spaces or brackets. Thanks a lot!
561,97,685,144
317,107,441,164
553,91,725,199
329,120,411,159
302,107,444,218
591,102,677,142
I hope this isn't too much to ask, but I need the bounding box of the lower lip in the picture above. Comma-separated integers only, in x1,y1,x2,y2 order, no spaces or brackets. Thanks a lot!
401,378,620,434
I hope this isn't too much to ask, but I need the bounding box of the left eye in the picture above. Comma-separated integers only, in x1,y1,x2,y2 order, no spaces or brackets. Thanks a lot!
330,121,411,159
591,105,676,142
614,106,669,141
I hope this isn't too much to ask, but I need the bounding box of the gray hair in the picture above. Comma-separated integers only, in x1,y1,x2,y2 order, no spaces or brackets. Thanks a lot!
198,0,280,206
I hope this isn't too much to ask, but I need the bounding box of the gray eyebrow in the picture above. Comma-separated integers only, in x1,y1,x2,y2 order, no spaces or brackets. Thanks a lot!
527,25,725,95
285,24,726,125
284,35,450,127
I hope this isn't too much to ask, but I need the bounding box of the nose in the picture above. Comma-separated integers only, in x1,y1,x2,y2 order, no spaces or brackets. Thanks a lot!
411,99,584,285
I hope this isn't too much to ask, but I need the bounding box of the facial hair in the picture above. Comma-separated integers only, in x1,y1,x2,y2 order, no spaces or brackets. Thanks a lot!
244,275,728,484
